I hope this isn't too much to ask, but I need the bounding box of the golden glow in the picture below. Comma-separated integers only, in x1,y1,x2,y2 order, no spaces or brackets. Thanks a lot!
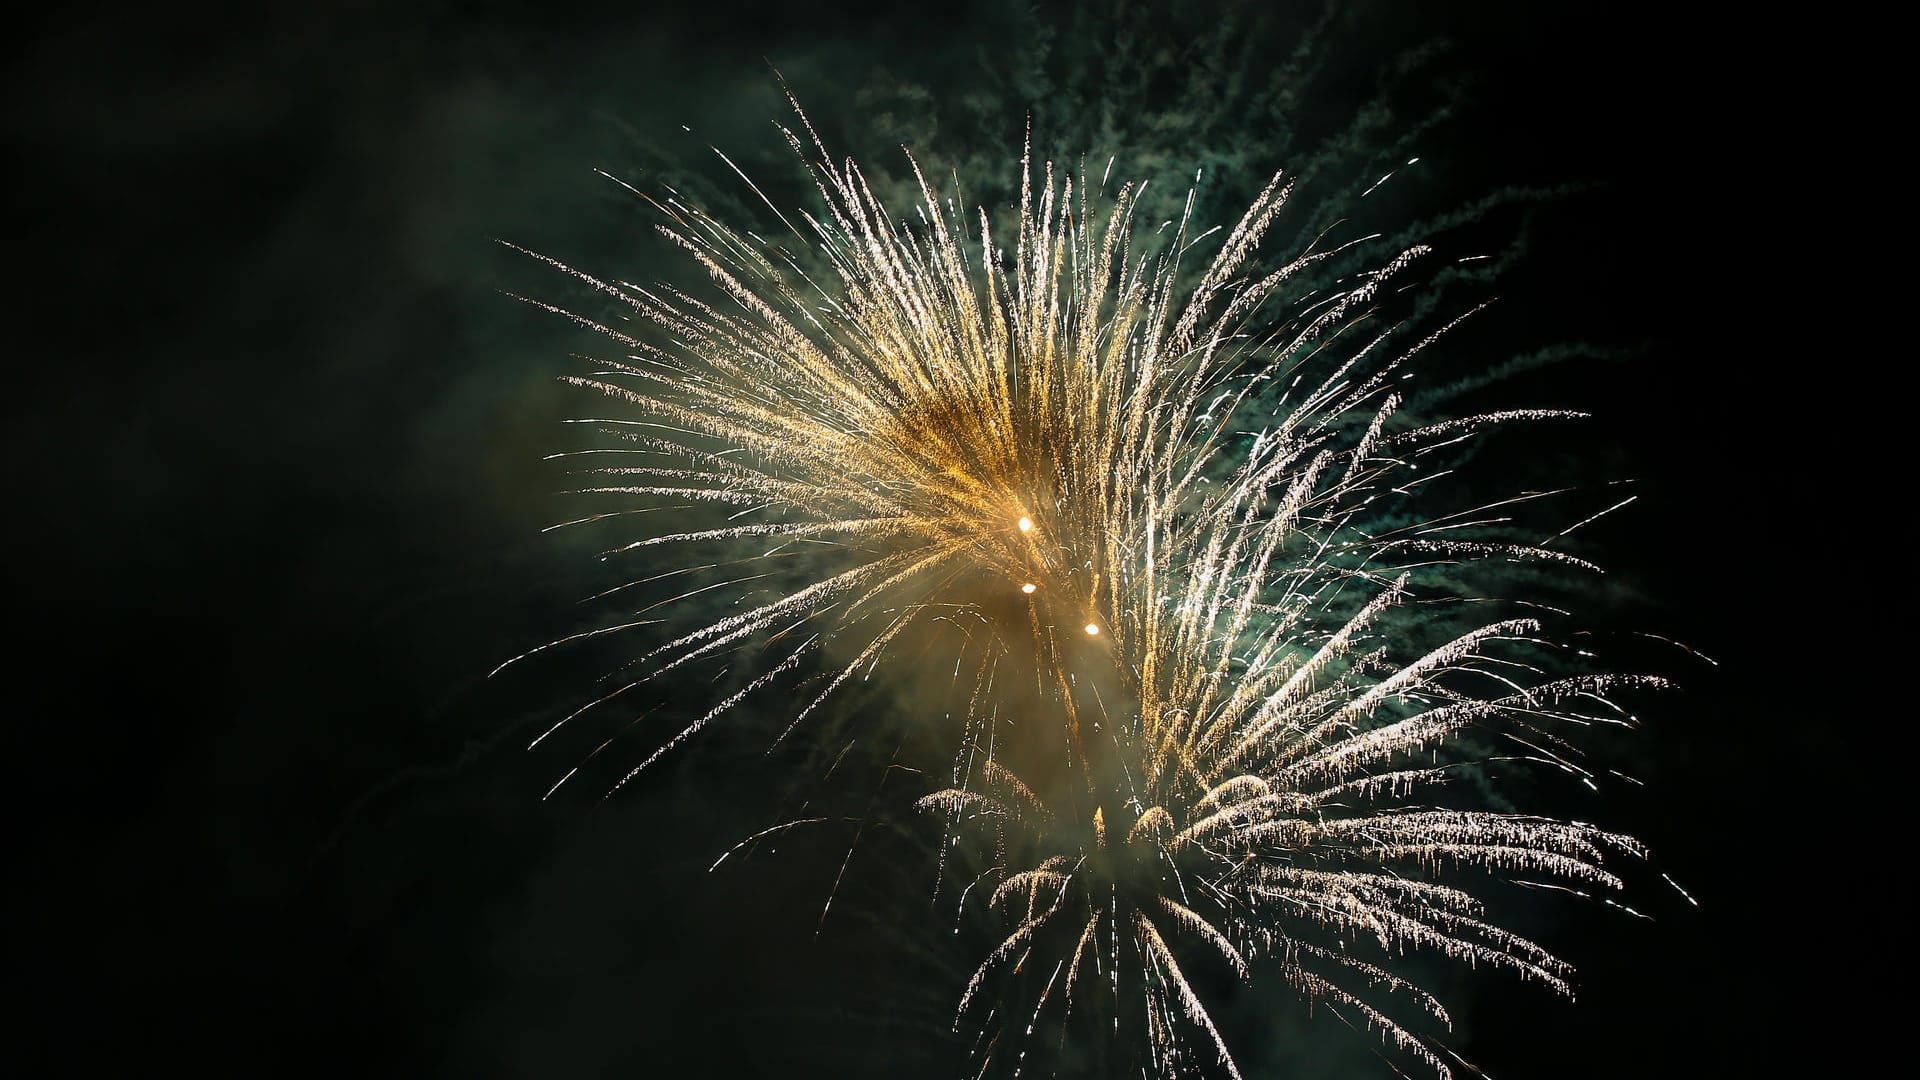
1017,516,1033,533
1020,583,1036,594
1083,623,1100,636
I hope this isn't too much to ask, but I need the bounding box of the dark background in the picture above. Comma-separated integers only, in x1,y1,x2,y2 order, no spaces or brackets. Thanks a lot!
6,1,1860,1076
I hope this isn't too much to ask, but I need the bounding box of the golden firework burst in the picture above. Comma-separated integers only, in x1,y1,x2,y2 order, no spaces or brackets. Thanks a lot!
513,92,1665,1077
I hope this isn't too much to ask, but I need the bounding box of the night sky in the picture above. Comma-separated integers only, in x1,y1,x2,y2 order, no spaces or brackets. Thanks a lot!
7,2,1859,1076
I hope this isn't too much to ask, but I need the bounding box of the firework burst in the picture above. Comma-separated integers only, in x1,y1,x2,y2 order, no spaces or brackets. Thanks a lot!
513,92,1663,1076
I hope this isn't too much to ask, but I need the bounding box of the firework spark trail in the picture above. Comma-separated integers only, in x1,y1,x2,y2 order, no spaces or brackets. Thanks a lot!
516,92,1662,1076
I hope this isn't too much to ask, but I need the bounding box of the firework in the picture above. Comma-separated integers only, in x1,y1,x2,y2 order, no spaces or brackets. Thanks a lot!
515,93,1661,1076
